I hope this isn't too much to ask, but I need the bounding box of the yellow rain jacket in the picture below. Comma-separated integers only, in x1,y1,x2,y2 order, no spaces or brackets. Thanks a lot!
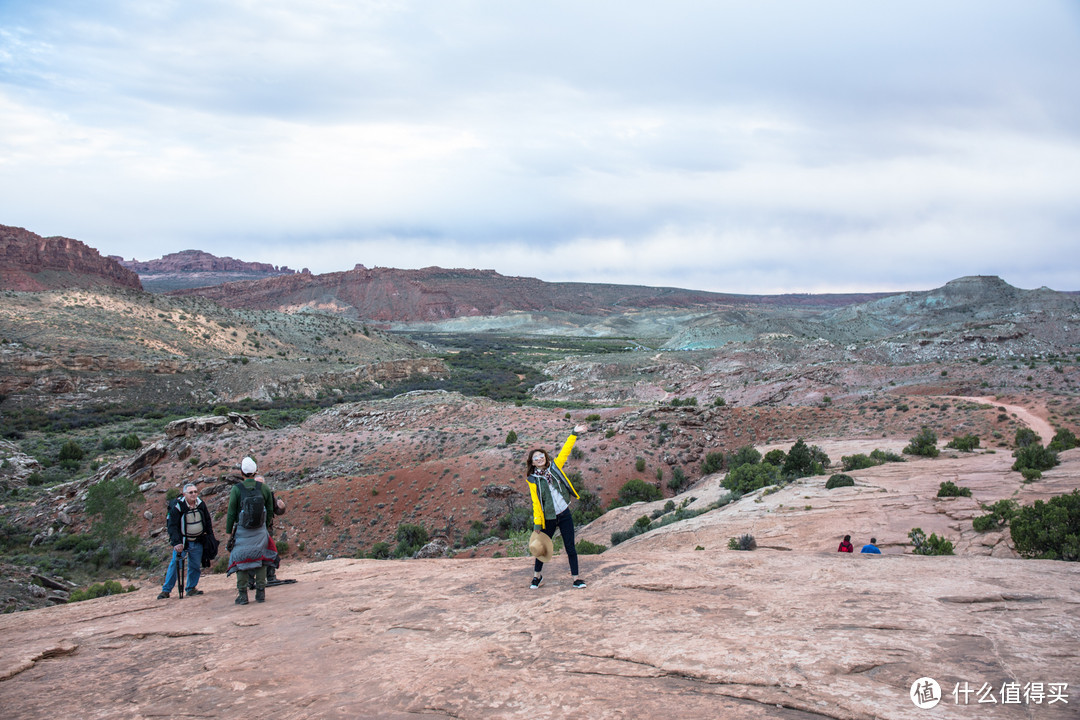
528,435,581,529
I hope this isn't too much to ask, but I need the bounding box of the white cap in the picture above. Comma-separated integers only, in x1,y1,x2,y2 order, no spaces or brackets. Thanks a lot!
241,457,257,475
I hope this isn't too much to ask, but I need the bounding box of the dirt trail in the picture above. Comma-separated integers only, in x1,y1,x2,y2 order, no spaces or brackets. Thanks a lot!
954,395,1055,443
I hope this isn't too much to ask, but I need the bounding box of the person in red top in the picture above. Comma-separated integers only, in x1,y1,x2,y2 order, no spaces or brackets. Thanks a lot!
838,534,854,552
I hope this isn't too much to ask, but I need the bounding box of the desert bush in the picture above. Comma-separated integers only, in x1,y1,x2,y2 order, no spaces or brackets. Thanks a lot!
700,451,724,475
825,474,855,489
1021,468,1042,482
585,414,601,422
869,448,905,463
460,520,489,547
571,485,604,526
57,440,85,462
394,522,429,558
841,454,880,471
1009,490,1080,561
575,539,606,555
763,449,786,466
85,476,144,568
496,506,533,535
946,434,980,452
1048,428,1079,452
635,456,646,472
367,541,392,559
609,478,663,509
667,467,688,493
726,445,761,469
972,499,1019,532
68,580,136,603
212,405,230,416
908,527,954,555
119,434,142,451
782,439,829,479
722,461,780,495
505,430,517,444
903,427,940,457
727,533,757,551
713,397,726,407
26,471,44,486
1012,444,1059,474
937,481,972,498
1014,427,1041,448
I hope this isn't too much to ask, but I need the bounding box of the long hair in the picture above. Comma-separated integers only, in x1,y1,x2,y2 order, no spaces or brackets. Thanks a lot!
525,448,552,477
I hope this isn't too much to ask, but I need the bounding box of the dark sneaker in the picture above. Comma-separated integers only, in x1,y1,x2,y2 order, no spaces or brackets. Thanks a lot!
530,575,543,589
235,590,249,605
157,591,170,599
572,578,587,589
186,588,203,597
255,588,265,603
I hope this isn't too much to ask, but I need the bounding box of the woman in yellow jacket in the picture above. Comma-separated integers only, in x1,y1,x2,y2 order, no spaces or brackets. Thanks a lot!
526,428,588,589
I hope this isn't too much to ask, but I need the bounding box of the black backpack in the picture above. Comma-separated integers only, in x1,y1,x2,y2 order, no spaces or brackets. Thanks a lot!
238,483,265,530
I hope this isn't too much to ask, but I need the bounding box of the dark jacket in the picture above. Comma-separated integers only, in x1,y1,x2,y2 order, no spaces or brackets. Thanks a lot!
166,496,214,547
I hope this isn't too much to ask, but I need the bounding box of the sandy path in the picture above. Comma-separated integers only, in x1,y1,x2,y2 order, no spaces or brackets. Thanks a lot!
953,395,1055,443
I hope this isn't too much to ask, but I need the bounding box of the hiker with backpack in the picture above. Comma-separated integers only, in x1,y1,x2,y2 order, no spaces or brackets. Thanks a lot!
225,457,278,605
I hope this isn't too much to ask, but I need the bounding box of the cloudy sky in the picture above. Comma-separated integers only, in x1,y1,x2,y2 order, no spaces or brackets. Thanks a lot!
1,1,1078,294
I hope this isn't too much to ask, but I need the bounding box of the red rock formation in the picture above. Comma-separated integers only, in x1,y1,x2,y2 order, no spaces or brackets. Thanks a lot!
0,225,142,291
115,249,293,275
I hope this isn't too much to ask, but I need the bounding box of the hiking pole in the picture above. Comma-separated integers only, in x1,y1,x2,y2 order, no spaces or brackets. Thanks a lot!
178,548,185,599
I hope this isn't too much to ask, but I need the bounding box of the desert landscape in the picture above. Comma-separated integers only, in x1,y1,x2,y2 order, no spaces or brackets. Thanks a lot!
1,225,1078,718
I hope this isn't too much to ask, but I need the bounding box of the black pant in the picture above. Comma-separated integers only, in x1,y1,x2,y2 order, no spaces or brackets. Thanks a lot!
534,509,579,576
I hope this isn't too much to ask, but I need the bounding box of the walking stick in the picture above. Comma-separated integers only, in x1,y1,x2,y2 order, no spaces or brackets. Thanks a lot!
178,549,185,599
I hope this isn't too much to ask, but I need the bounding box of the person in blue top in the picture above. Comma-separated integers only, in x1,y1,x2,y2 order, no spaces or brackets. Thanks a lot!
860,537,882,554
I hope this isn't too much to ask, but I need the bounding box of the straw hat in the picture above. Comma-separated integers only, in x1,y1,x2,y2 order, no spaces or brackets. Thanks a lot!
528,531,553,563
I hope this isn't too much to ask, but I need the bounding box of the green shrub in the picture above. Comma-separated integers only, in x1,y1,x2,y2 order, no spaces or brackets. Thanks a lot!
700,451,724,475
781,439,829,479
1048,428,1078,452
667,467,688,493
575,539,606,555
367,541,392,559
1021,467,1042,482
119,434,142,451
1014,427,1040,448
903,427,940,457
825,474,855,489
85,476,145,568
937,481,972,498
762,449,786,466
58,440,85,462
609,478,663,509
841,453,880,471
1012,444,1059,473
869,448,904,463
908,527,954,555
973,499,1019,532
68,580,136,603
212,405,230,416
26,471,44,486
496,506,533,535
635,457,646,472
713,397,726,407
571,485,604,526
505,430,517,444
946,434,980,452
394,522,429,557
1009,491,1080,560
726,445,761,469
585,414,601,422
461,520,489,547
722,462,780,495
727,533,756,551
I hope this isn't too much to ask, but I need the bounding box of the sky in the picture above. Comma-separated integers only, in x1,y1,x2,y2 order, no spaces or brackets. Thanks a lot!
1,1,1078,294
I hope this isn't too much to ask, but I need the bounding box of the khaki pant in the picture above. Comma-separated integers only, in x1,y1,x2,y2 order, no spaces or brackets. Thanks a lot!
236,566,266,590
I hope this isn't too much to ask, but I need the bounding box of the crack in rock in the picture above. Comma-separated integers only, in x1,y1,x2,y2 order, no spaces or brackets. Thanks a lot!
0,640,78,681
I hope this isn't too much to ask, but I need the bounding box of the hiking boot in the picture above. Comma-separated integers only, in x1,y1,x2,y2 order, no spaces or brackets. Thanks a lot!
235,589,249,605
530,575,543,589
255,588,265,603
157,591,170,599
186,588,203,597
572,578,587,589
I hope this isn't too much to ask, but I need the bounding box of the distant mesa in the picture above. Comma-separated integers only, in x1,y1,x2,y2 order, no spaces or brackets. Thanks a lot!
114,249,296,292
0,224,142,292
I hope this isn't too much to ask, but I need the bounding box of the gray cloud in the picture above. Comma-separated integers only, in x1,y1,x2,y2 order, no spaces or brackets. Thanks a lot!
1,0,1078,293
